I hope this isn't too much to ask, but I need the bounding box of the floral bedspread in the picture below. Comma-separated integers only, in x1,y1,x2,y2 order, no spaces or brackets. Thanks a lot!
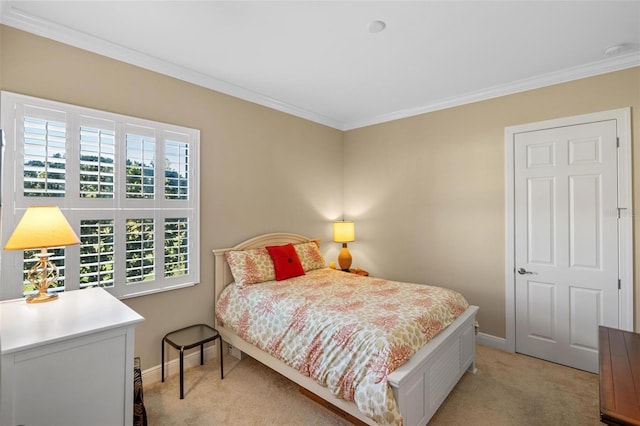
215,268,469,426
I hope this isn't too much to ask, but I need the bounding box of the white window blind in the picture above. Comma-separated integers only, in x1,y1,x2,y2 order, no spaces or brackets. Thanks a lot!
126,133,156,199
79,125,115,199
23,114,67,197
0,92,200,300
164,217,189,277
165,140,189,200
79,219,115,289
125,218,155,284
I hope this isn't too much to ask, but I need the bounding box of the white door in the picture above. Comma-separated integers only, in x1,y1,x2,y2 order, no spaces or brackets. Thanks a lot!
514,120,619,373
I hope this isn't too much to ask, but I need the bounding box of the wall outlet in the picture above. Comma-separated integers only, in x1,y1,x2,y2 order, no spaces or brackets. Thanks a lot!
227,344,243,360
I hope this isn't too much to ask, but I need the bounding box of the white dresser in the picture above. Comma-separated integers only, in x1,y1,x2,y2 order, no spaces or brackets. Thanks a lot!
0,288,144,426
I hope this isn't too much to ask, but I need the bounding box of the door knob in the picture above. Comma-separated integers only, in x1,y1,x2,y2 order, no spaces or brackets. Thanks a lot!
517,267,534,275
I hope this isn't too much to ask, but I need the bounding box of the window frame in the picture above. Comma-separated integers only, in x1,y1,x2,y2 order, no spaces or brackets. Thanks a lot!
0,91,200,300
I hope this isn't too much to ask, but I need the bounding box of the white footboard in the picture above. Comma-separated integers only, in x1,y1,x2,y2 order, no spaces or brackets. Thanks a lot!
388,305,478,426
218,305,478,426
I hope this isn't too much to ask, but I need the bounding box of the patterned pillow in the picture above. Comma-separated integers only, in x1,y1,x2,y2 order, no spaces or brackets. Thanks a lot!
294,241,326,271
225,248,275,286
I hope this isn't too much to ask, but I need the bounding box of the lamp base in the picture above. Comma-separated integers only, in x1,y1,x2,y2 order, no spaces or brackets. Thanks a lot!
25,251,60,303
26,292,58,304
338,243,352,272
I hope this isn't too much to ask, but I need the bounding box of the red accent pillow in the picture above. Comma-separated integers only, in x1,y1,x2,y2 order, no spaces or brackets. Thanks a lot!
266,243,305,281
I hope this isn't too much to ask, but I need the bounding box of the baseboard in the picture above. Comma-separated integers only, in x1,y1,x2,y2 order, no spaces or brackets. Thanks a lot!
476,332,509,352
142,345,218,386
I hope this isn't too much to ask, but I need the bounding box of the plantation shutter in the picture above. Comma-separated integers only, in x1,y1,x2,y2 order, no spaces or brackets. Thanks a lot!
79,116,116,199
21,106,67,198
1,91,200,300
79,219,116,289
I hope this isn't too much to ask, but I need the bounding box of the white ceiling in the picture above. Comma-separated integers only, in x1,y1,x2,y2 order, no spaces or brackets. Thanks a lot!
2,1,640,130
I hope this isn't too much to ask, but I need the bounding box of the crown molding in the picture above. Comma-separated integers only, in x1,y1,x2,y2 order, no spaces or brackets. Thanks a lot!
0,2,345,130
2,1,638,132
343,52,640,130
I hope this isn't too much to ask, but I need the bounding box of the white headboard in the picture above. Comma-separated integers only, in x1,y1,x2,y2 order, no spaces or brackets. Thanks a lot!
212,233,319,325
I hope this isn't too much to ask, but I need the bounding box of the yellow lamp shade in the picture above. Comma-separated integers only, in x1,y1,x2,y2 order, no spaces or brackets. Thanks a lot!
333,221,355,271
4,206,80,250
333,221,355,243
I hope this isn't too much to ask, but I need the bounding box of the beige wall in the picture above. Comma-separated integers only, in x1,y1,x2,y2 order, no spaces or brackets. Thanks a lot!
344,67,640,338
0,26,344,368
1,24,638,364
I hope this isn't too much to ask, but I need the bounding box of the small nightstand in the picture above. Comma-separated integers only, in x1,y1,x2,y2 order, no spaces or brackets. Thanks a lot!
331,266,369,276
348,268,369,276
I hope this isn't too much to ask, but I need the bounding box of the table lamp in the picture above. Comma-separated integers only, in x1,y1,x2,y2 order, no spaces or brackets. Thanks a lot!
4,206,80,303
333,221,355,271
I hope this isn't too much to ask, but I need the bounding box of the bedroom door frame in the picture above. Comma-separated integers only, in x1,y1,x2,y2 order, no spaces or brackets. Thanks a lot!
504,108,634,353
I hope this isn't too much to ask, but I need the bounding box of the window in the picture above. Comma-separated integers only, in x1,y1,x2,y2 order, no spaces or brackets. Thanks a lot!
0,92,200,300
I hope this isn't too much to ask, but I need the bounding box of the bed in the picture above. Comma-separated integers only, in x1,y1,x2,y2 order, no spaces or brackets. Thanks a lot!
213,233,478,426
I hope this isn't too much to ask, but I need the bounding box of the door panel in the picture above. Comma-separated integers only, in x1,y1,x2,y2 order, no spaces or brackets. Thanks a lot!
526,280,556,342
569,286,601,350
569,174,601,269
515,120,618,373
528,177,555,264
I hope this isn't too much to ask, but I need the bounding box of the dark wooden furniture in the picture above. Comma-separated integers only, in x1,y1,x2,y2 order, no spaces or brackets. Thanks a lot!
599,326,640,425
348,267,369,276
162,324,223,399
299,387,367,426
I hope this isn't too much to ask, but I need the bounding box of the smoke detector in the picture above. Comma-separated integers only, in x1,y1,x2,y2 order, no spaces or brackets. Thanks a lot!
368,20,386,33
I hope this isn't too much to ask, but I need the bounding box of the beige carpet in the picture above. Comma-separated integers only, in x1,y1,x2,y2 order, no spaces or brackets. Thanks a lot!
144,345,601,425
